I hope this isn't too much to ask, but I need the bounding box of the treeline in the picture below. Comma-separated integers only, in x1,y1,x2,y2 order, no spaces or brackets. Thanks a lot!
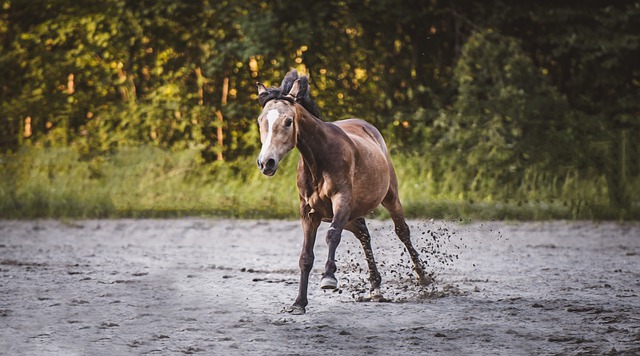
1,0,638,216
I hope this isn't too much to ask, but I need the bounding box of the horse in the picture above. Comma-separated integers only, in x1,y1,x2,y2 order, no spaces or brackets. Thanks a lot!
255,70,430,314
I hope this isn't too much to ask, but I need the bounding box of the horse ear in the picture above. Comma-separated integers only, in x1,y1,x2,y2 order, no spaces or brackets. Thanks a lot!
297,76,310,98
288,79,301,99
280,69,298,93
256,82,267,95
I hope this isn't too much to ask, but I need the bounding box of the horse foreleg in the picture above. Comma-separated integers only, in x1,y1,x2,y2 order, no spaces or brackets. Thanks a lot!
345,218,384,301
286,213,320,315
320,223,343,289
321,198,351,289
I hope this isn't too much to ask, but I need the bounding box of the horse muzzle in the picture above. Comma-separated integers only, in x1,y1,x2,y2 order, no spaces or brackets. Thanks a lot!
257,157,278,176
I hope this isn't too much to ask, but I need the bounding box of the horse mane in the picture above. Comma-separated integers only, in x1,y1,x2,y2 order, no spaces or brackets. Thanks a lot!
258,69,323,119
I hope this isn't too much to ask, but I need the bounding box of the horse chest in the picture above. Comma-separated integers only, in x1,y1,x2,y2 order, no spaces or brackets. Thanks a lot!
308,191,329,212
300,184,334,218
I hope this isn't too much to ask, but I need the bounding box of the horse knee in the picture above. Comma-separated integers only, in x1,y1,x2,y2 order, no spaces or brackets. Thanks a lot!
325,227,342,245
299,253,314,272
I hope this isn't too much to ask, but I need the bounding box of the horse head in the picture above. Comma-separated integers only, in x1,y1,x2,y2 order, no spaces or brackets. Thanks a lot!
255,77,304,176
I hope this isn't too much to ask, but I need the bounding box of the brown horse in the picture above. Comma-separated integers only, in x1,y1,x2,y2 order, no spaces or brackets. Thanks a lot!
255,70,429,314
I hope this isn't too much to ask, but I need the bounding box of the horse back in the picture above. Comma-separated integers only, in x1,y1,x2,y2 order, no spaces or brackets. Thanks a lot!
333,118,389,157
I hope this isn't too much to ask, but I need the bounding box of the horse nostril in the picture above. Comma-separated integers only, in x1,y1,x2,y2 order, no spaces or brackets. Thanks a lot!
265,158,276,170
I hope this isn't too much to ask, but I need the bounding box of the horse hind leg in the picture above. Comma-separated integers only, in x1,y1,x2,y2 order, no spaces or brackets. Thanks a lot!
345,218,384,301
382,193,432,286
393,218,432,286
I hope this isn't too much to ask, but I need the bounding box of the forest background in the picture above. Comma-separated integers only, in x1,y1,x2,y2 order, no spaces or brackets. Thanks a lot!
1,0,638,220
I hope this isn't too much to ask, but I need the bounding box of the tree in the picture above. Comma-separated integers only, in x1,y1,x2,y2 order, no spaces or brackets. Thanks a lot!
435,29,573,197
496,0,640,211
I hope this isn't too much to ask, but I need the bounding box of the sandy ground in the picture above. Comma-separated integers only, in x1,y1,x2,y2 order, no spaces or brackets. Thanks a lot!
1,218,639,355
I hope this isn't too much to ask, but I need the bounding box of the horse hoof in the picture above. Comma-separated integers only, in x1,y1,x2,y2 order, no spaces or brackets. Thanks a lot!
415,271,433,286
369,288,387,302
320,276,338,289
370,294,390,302
370,294,382,302
361,293,390,303
418,275,433,286
282,305,306,315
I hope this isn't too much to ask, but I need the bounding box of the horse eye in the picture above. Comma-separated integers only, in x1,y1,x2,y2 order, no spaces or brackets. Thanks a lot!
284,118,293,127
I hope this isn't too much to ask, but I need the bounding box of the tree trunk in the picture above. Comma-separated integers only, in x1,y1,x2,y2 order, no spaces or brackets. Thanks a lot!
195,68,204,106
605,129,631,213
214,77,229,161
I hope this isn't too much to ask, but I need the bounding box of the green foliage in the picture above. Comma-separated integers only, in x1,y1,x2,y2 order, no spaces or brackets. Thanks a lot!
1,0,639,219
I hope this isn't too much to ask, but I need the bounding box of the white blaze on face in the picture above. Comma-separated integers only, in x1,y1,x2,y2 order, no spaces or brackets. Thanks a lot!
259,109,280,158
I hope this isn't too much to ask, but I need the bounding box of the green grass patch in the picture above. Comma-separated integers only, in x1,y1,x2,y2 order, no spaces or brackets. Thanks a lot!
1,146,637,220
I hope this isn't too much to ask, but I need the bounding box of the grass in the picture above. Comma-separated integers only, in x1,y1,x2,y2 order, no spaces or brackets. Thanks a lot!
0,146,300,219
0,146,637,220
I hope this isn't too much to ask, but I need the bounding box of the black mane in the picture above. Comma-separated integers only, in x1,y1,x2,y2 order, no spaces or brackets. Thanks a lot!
258,69,322,119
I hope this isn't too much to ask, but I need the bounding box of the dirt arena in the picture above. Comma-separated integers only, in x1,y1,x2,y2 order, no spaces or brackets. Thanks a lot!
1,219,639,355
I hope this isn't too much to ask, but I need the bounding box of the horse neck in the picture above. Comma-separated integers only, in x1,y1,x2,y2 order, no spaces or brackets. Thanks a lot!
294,104,331,174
